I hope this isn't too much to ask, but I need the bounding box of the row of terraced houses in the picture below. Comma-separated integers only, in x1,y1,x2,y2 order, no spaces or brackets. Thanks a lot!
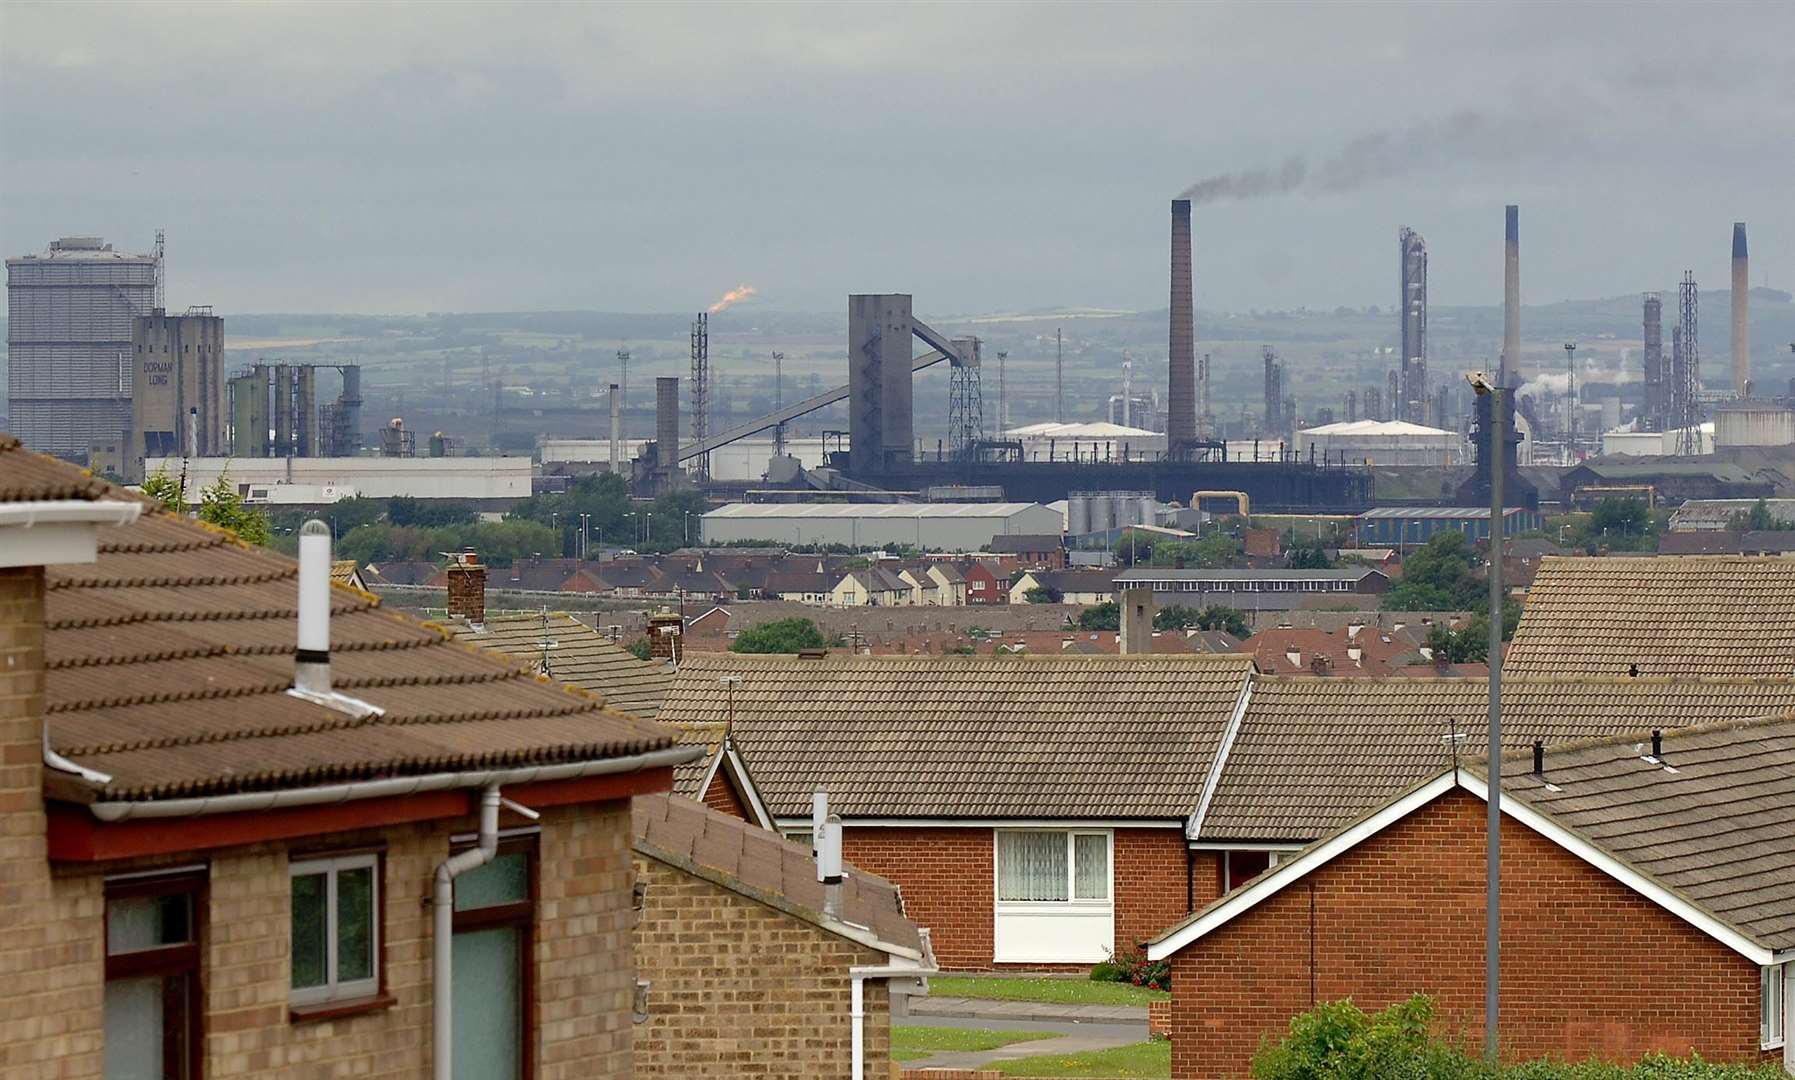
3,432,1792,1077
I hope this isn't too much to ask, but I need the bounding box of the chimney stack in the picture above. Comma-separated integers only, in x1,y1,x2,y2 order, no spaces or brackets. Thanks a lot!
1119,586,1154,655
1501,205,1520,389
1166,200,1197,453
1732,222,1749,397
445,549,486,626
609,382,621,474
655,376,680,477
295,520,332,694
647,607,684,664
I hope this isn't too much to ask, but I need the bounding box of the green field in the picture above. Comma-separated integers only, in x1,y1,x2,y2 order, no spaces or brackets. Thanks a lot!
926,975,1167,1007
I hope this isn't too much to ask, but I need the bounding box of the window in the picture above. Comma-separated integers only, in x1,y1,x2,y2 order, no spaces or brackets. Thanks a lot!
289,853,379,1007
997,831,1110,903
452,841,535,1080
105,869,204,1080
1221,850,1273,893
1766,963,1787,1050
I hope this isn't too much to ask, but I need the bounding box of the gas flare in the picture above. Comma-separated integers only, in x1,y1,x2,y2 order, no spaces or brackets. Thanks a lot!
709,284,758,313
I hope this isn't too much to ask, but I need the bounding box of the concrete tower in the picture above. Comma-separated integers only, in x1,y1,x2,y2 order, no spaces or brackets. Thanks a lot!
1501,206,1520,389
1398,227,1428,424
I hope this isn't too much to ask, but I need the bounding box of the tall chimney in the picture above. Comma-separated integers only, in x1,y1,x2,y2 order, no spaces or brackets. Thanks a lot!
655,376,680,477
1119,586,1154,655
1501,205,1520,389
296,520,332,694
608,382,621,473
1166,199,1197,453
1732,222,1749,398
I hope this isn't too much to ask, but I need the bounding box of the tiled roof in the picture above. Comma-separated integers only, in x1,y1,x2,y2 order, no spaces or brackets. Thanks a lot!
632,792,925,958
330,560,361,586
664,722,728,797
33,460,675,802
655,653,1256,820
1200,675,1795,842
1486,715,1795,952
0,434,119,502
1509,556,1795,678
446,611,673,719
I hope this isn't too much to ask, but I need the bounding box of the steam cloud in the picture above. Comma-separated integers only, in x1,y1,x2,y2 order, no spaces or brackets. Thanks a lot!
1179,112,1487,205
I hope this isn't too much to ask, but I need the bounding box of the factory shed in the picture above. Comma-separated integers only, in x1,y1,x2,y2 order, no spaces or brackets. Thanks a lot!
700,501,1062,551
653,652,1259,970
1113,567,1388,611
1297,419,1466,467
1150,717,1795,1077
1355,506,1541,546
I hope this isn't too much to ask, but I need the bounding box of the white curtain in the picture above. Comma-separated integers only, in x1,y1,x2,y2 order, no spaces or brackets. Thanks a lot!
998,832,1068,901
1073,834,1109,900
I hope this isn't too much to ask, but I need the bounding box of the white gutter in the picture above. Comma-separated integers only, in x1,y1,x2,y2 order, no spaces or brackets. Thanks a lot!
86,745,704,820
435,784,502,1080
849,959,936,1080
0,499,142,528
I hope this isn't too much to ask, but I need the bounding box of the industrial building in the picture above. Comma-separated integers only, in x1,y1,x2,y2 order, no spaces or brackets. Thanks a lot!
1001,422,1165,461
144,455,533,504
226,362,363,458
127,307,225,479
1297,419,1466,467
6,236,157,458
1355,506,1543,547
1111,566,1390,610
700,502,1062,551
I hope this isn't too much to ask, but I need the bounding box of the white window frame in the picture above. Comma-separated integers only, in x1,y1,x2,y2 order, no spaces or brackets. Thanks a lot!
1765,961,1787,1051
993,829,1113,906
288,853,380,1007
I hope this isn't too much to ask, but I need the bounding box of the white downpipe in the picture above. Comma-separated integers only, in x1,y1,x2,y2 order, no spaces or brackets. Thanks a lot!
86,745,703,821
850,973,865,1080
434,784,502,1080
848,962,935,1080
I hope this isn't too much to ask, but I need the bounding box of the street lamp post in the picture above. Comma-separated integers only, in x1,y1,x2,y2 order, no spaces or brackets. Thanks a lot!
1468,370,1504,1063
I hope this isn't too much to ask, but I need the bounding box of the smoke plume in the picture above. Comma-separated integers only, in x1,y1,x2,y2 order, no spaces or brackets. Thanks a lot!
1179,112,1487,205
709,284,758,313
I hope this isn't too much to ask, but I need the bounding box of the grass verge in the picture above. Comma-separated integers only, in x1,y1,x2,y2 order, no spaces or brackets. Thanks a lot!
927,975,1168,1008
891,1026,1057,1062
989,1039,1171,1077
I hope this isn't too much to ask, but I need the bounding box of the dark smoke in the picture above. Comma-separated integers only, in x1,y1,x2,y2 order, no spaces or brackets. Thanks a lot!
1179,111,1487,204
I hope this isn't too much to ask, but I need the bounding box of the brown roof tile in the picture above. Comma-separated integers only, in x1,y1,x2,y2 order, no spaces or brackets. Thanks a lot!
19,451,676,803
0,434,121,503
1201,675,1795,842
655,653,1256,820
1486,715,1795,952
1509,555,1795,678
631,793,925,958
447,611,673,719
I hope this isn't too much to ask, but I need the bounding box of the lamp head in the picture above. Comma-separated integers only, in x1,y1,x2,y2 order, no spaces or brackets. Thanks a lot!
1465,371,1496,397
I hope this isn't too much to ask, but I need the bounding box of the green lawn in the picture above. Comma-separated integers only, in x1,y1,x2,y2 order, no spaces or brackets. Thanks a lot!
927,975,1169,1008
990,1040,1171,1077
891,1026,1057,1062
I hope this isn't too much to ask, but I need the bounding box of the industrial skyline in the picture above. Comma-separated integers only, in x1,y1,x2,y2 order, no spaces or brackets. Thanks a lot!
3,3,1790,315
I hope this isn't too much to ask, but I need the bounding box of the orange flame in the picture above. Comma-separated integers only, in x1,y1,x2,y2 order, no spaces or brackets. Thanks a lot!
708,284,758,314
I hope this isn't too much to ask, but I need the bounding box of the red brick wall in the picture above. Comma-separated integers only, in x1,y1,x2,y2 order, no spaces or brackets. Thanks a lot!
1169,789,1765,1079
842,827,1207,971
700,770,751,822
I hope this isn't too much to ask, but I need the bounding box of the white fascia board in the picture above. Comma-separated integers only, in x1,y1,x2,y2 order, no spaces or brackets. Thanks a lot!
1454,773,1775,967
1189,674,1255,840
0,499,141,569
1146,771,1456,961
720,746,776,831
773,816,1186,830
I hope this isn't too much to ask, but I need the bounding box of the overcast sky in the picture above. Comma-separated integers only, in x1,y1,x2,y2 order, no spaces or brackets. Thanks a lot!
3,1,1791,317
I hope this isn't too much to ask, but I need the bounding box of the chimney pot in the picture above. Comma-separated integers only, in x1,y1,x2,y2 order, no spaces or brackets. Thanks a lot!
296,519,332,693
1651,729,1663,759
1532,739,1544,777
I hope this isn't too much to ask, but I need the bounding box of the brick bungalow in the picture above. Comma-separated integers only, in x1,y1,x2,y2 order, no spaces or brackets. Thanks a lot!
654,652,1259,970
632,792,932,1079
0,437,694,1079
1185,675,1795,889
1149,718,1795,1077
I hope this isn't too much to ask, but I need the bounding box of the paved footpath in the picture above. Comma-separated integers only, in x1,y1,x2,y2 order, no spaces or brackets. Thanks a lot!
899,1001,1149,1070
